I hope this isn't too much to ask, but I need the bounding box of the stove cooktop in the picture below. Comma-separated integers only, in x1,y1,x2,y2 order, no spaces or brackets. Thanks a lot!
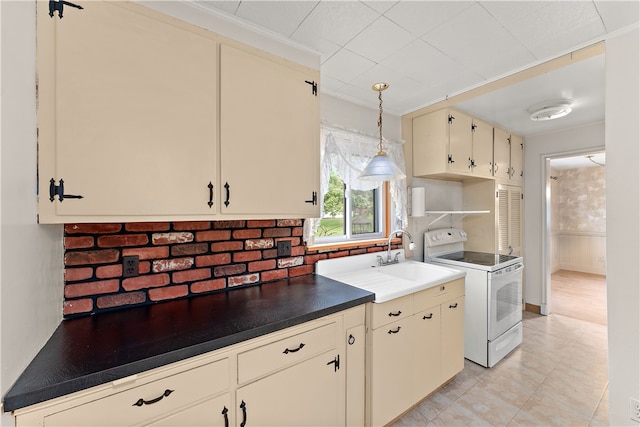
431,250,520,267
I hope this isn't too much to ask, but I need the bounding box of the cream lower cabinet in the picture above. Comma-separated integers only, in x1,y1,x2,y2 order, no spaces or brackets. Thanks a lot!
14,306,365,427
366,279,465,427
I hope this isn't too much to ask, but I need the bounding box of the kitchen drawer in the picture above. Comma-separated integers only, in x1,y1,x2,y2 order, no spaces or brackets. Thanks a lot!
414,278,464,312
237,322,337,384
368,293,413,329
43,357,229,427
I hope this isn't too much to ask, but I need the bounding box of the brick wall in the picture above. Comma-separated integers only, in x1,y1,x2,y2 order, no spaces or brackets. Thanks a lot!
63,219,395,318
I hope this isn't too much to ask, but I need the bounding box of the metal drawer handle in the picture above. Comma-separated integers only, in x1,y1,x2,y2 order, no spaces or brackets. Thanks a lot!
132,389,174,407
423,313,433,320
240,400,247,427
283,343,305,354
388,327,401,334
449,303,458,309
388,310,402,317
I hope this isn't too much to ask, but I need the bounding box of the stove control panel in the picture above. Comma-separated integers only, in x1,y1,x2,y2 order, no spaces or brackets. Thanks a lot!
424,228,467,247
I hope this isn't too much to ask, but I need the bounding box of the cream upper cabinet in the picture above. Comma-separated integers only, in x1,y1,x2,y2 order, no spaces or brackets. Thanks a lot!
365,279,465,427
413,108,494,180
219,45,320,218
463,180,523,256
37,1,218,223
37,1,320,223
493,128,524,184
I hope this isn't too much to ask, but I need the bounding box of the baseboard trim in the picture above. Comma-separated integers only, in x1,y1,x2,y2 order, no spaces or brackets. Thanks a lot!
525,303,541,314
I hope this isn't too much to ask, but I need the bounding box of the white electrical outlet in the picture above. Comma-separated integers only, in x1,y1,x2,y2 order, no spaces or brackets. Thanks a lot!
630,398,640,423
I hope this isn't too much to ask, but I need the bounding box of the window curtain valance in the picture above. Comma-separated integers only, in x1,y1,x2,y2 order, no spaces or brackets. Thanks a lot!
303,124,408,244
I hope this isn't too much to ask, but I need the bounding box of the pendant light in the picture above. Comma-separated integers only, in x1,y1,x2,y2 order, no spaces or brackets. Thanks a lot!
359,83,406,181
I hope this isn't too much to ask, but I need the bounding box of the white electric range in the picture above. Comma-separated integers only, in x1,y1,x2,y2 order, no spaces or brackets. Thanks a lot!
424,228,524,368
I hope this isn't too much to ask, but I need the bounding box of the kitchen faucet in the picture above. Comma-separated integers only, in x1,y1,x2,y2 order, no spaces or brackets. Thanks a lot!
379,230,415,266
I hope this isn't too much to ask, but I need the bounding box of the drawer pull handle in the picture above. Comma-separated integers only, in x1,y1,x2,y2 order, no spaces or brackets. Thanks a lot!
423,313,433,320
388,310,402,317
449,303,458,309
283,343,305,354
388,326,401,334
222,406,229,427
132,389,174,407
348,334,356,345
240,400,247,427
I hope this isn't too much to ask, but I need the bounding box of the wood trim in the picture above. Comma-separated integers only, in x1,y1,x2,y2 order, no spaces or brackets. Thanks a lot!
525,303,541,314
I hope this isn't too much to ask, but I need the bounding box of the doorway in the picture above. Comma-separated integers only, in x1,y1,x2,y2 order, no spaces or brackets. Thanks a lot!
545,150,607,324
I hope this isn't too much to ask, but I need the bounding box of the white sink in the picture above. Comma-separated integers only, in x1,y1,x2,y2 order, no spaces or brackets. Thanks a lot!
316,250,465,303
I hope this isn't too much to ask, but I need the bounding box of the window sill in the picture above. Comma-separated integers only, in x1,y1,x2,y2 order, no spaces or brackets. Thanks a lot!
306,237,401,253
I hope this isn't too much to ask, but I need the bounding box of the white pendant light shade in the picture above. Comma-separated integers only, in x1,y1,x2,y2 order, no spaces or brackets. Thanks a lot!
359,151,406,181
359,82,405,182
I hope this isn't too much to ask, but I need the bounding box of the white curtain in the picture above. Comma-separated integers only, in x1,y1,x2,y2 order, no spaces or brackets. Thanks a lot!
303,124,408,244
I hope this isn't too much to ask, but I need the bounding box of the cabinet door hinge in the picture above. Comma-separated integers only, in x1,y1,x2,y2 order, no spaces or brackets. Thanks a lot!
305,191,318,205
448,154,455,164
49,178,84,202
507,136,512,145
471,123,477,132
49,0,84,19
304,80,318,96
326,354,340,372
448,114,455,124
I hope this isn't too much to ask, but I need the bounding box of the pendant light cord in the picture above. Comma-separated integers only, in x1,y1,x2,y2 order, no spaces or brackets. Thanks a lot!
377,89,384,152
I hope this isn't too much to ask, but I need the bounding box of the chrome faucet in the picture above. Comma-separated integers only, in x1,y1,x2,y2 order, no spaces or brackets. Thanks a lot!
379,229,415,266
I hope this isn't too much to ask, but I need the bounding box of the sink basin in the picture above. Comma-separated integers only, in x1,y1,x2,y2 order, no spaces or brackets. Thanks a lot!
316,251,466,303
375,260,460,283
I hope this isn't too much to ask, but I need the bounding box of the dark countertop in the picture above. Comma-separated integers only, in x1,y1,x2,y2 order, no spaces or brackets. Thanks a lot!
3,274,374,412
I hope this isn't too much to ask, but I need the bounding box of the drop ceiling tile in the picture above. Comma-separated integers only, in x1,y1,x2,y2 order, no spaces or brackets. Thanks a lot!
362,1,397,15
594,1,640,32
234,1,319,38
345,16,415,63
479,1,554,25
291,1,379,47
384,1,475,37
381,39,465,86
500,2,605,58
322,48,376,83
320,75,347,93
423,3,534,76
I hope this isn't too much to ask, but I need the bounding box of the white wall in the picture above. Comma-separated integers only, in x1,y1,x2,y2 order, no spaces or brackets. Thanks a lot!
523,121,605,308
604,27,639,427
0,2,64,424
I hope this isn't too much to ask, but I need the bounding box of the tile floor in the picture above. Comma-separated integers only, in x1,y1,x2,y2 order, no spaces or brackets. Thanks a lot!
390,311,609,426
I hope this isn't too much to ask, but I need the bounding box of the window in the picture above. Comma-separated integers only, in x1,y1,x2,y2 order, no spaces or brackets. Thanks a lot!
315,171,385,243
303,125,407,247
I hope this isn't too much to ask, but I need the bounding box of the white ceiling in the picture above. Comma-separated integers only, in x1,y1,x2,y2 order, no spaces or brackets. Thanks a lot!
550,151,606,170
192,1,638,138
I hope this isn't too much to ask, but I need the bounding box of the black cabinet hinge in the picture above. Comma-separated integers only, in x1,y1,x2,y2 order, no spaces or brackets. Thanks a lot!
471,123,477,132
448,154,455,164
49,178,84,202
326,354,340,372
305,80,318,96
49,0,83,19
448,115,455,124
305,191,318,205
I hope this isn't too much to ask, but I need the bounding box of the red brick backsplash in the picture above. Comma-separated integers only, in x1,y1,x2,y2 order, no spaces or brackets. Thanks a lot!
63,220,397,318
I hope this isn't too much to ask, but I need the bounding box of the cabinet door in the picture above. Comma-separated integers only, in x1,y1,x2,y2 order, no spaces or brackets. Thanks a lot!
510,134,524,184
38,2,218,221
493,128,511,180
440,296,465,382
471,118,494,178
369,318,414,427
413,307,442,400
497,184,522,256
220,44,320,217
345,325,366,427
236,350,343,427
145,393,232,427
448,110,473,174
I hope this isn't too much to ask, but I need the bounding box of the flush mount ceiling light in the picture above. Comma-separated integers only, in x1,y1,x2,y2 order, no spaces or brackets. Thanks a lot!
528,99,573,121
359,83,406,181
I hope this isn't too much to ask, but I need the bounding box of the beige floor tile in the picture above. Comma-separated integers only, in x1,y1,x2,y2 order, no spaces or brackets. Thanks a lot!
455,385,521,426
516,392,592,426
430,401,492,426
589,387,609,427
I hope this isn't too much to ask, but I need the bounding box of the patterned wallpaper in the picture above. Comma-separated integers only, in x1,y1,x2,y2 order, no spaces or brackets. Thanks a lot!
551,166,606,233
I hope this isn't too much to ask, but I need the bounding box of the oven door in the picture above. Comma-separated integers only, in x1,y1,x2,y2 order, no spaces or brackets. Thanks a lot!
488,263,523,340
